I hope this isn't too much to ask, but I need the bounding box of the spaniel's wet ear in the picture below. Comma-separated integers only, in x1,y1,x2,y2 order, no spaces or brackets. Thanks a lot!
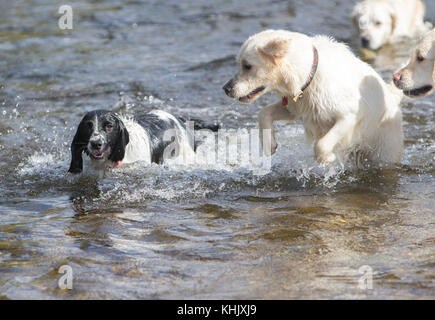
108,116,129,164
68,118,90,174
258,39,291,64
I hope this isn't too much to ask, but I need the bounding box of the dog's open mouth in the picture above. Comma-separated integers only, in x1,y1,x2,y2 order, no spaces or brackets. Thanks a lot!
404,85,433,98
239,86,266,103
87,146,111,160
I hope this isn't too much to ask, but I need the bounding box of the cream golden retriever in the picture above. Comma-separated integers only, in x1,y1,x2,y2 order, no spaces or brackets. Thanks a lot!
223,30,404,166
393,28,435,97
352,0,429,51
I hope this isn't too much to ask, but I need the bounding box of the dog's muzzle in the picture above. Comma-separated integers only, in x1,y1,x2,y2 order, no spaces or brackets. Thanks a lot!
90,139,103,151
361,36,370,49
88,138,110,160
238,86,266,103
223,79,234,97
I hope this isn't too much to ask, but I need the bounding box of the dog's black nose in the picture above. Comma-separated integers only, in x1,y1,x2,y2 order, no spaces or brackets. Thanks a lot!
90,140,102,150
361,36,370,48
223,79,234,96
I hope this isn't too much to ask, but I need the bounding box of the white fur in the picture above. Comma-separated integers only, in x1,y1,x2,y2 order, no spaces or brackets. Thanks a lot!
228,30,404,165
352,0,430,50
393,28,435,97
122,111,195,165
87,113,105,153
121,116,152,164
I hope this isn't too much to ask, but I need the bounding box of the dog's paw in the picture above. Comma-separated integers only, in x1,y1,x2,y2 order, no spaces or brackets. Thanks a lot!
260,131,277,157
262,138,277,156
315,144,336,164
317,152,336,165
270,141,278,155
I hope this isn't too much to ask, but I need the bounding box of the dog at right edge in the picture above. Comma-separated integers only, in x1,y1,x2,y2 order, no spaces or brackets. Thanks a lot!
393,28,435,98
223,30,404,166
352,0,430,51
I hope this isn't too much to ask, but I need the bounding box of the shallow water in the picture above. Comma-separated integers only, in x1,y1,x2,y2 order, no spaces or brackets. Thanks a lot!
0,0,434,299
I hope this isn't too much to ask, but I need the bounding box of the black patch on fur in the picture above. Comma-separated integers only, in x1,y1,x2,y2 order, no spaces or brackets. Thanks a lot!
68,112,96,173
176,116,220,132
108,114,129,164
176,116,220,151
135,113,181,164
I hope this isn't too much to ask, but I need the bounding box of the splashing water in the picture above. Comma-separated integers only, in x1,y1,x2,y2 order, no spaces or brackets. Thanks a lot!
0,0,434,300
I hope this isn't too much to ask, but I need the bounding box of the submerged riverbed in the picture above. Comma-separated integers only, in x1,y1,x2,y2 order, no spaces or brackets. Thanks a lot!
0,0,434,299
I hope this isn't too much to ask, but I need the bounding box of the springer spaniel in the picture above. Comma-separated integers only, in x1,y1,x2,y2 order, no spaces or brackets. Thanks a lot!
68,109,219,173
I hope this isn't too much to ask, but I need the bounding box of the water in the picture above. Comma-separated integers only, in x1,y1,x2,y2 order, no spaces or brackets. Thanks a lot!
0,0,434,299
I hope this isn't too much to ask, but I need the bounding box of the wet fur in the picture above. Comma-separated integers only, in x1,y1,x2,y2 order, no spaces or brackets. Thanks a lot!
68,109,219,173
224,29,404,166
393,28,435,98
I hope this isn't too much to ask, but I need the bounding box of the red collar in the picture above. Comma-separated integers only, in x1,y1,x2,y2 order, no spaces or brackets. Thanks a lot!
282,46,319,106
113,161,122,168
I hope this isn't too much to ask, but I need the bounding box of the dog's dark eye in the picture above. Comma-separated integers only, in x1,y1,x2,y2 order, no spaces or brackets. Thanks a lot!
417,54,425,63
243,64,252,71
105,123,113,132
375,21,382,26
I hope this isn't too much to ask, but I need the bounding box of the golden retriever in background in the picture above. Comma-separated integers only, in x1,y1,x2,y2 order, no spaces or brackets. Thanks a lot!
223,30,404,166
393,28,435,97
352,0,430,51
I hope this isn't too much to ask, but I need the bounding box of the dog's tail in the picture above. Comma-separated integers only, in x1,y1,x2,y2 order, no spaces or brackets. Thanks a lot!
177,116,220,152
178,116,220,132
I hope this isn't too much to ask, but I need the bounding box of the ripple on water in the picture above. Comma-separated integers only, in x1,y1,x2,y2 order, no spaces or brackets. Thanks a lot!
0,0,434,300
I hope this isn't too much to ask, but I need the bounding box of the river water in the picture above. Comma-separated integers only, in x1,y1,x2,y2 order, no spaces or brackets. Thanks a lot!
0,0,434,299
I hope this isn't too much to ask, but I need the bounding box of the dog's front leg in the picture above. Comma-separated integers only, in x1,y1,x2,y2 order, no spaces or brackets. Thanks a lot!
258,101,294,156
315,115,357,164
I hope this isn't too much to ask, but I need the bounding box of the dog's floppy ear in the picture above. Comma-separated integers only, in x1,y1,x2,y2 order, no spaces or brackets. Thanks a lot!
352,13,361,30
258,39,291,64
68,119,90,174
351,3,363,28
108,116,129,164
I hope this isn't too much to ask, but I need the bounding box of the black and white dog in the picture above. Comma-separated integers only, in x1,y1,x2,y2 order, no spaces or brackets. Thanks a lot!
68,109,219,173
